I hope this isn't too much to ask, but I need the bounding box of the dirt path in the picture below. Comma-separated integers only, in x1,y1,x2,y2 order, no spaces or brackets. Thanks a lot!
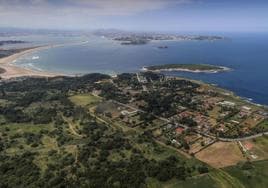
62,116,83,138
69,122,83,138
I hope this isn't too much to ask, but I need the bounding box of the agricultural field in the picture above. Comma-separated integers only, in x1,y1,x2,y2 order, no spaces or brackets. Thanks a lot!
195,142,246,168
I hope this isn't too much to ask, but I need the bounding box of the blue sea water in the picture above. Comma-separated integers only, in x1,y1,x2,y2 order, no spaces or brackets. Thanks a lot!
14,33,268,105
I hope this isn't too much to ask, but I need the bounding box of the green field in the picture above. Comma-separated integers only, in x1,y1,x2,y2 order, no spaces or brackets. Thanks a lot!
69,94,102,107
0,123,54,136
224,160,268,188
151,160,268,188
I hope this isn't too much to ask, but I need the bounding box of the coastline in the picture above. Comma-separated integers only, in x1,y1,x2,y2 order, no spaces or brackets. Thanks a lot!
0,49,266,109
0,40,90,79
142,65,231,74
0,42,266,108
0,45,64,79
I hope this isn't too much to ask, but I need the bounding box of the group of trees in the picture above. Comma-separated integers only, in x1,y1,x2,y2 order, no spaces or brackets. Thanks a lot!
0,73,112,125
139,91,176,117
162,79,199,91
0,152,41,187
0,73,211,187
96,82,131,104
141,72,165,82
180,117,197,127
115,73,142,90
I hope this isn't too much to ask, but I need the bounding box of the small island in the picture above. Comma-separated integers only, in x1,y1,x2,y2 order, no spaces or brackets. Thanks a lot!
158,46,168,49
143,64,230,73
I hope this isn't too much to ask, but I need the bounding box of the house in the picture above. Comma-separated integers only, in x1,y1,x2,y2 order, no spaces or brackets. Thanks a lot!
175,127,185,134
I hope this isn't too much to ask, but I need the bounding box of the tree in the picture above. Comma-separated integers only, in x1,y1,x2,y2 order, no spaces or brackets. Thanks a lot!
198,166,209,174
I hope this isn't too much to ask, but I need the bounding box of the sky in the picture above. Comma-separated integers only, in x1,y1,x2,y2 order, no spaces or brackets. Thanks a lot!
0,0,268,32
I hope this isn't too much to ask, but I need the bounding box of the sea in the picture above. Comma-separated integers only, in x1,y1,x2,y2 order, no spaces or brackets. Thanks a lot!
1,32,268,106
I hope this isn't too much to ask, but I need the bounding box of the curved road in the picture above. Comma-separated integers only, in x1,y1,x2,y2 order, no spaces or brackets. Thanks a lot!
218,132,268,142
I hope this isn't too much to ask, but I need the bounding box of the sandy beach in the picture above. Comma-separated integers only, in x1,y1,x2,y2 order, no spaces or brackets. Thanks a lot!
0,45,65,79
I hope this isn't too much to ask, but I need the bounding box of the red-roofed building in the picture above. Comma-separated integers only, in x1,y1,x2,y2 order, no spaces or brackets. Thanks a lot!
178,111,193,118
175,127,185,134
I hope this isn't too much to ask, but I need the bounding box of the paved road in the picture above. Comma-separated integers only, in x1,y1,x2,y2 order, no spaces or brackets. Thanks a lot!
197,130,268,142
218,132,268,141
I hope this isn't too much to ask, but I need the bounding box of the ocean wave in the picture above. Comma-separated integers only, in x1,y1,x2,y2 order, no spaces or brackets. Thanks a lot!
32,56,40,60
28,64,43,71
17,62,44,72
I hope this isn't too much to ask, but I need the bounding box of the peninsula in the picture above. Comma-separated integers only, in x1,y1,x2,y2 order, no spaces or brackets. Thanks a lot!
143,63,230,73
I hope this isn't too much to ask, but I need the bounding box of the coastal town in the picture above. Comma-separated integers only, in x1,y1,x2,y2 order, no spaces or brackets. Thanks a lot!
1,0,268,187
1,69,267,187
69,71,268,167
1,41,268,168
94,30,225,45
0,30,267,188
0,45,268,187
